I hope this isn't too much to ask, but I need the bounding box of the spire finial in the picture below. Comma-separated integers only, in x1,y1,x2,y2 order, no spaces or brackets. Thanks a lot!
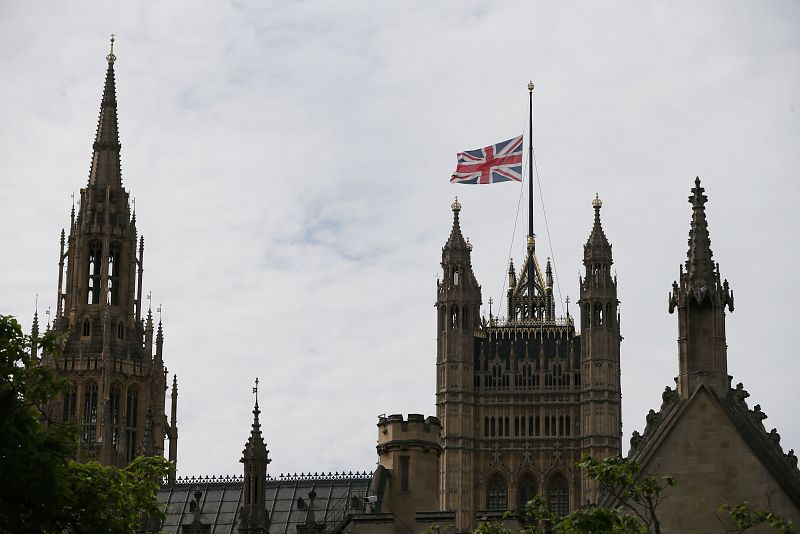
252,377,260,408
592,192,602,210
451,196,461,214
34,293,39,315
106,34,116,65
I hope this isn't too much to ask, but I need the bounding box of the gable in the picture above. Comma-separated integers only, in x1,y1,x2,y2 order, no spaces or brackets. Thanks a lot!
636,388,800,532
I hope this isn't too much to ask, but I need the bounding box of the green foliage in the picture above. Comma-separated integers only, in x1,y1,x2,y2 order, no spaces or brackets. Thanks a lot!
61,456,171,533
720,502,798,533
578,456,674,534
0,315,171,534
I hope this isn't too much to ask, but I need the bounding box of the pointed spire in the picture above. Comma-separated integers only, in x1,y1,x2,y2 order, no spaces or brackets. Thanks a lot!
244,378,268,461
685,177,715,287
584,193,612,263
88,35,122,189
444,197,469,251
31,299,40,359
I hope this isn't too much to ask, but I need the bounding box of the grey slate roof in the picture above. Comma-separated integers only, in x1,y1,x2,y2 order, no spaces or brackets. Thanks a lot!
157,473,372,534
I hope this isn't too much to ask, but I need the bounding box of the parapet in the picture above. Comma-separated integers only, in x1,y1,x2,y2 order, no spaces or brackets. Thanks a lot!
376,414,442,454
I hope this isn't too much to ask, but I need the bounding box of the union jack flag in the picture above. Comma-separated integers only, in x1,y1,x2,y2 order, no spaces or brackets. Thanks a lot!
450,135,524,184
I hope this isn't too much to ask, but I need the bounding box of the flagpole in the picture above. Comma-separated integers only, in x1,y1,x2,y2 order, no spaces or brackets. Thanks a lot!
527,81,535,314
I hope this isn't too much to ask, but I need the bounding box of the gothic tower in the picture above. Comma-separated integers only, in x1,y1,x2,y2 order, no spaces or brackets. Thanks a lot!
437,194,621,529
436,197,482,527
669,177,734,398
578,195,622,501
43,39,178,469
239,380,271,534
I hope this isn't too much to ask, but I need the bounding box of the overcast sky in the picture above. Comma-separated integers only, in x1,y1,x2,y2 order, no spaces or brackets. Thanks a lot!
1,1,798,479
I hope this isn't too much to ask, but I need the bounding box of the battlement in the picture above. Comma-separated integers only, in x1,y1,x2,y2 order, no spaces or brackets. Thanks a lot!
376,414,442,452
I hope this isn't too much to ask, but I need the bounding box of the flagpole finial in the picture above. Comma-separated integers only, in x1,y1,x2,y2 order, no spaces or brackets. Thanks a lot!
527,81,534,93
106,34,116,65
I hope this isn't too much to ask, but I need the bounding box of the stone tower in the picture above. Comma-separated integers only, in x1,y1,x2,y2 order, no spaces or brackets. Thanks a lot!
436,197,482,527
436,195,621,529
669,177,734,398
42,40,177,469
578,195,622,501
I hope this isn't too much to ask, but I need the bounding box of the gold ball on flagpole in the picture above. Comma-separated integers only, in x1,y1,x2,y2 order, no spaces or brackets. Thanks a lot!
527,81,534,92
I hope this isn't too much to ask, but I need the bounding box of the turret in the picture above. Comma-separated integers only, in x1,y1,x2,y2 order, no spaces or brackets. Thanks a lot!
669,178,733,398
435,198,481,526
375,414,443,528
578,194,622,501
239,378,270,534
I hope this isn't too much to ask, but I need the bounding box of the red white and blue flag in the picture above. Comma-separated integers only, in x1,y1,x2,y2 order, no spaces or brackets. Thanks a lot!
450,135,524,184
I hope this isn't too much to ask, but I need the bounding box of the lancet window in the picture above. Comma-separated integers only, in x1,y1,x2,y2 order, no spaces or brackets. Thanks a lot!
548,473,569,517
486,475,508,512
518,474,538,517
87,240,102,304
63,383,77,421
108,242,120,305
82,380,98,443
125,386,139,462
110,384,121,449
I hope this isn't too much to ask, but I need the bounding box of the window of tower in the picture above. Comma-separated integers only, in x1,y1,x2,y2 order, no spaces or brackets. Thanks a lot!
117,322,124,340
125,386,139,463
505,417,510,437
63,383,77,421
110,384,121,449
518,474,538,519
82,318,91,337
453,268,460,286
548,473,569,517
484,417,489,437
514,417,519,436
486,475,508,512
450,305,459,330
400,457,410,492
535,415,540,436
108,243,120,305
490,417,496,437
82,380,98,444
87,240,102,304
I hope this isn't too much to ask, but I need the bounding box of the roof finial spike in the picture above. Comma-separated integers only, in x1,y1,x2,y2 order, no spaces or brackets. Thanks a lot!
106,34,116,65
252,377,260,409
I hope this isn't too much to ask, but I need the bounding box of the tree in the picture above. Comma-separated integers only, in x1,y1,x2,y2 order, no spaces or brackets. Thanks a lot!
720,502,798,534
0,314,170,533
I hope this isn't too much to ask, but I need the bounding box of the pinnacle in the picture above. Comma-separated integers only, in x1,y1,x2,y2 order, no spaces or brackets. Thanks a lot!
584,194,612,262
685,177,715,286
88,49,123,189
444,197,469,252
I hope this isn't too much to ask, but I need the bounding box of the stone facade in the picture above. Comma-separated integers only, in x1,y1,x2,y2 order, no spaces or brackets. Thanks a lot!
435,196,621,529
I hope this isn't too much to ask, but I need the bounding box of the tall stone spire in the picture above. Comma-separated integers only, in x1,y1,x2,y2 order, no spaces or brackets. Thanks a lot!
88,35,123,189
685,177,715,288
444,197,469,253
669,178,734,398
239,378,270,534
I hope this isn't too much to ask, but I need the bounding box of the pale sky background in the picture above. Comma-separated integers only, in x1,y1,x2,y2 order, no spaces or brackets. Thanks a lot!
1,1,798,479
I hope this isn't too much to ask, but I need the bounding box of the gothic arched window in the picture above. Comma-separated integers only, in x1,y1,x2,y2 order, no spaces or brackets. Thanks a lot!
110,384,121,448
117,322,124,340
518,474,538,516
82,318,91,337
548,473,569,518
87,240,102,304
82,380,98,443
486,474,508,512
453,267,460,286
108,242,120,305
63,383,77,421
125,386,139,462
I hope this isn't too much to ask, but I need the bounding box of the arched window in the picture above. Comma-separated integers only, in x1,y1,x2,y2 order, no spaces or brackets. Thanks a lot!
125,386,139,462
450,305,459,330
117,322,124,340
110,384,121,448
518,474,538,517
486,474,508,512
82,318,91,337
484,417,489,437
82,381,98,443
453,267,460,286
63,383,77,421
548,473,569,518
87,241,102,304
108,242,120,305
490,417,495,437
